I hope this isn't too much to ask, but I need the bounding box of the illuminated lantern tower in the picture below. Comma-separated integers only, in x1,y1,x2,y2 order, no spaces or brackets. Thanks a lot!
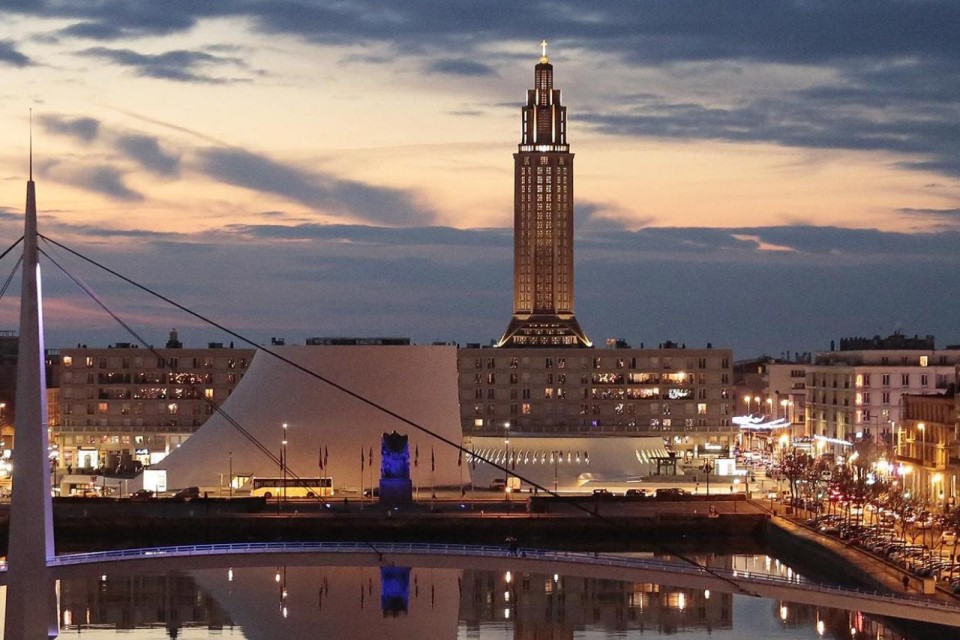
498,42,591,348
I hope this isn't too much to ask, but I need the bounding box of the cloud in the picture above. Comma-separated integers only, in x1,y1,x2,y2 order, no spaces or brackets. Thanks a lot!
426,58,497,77
196,147,436,225
3,2,959,175
227,222,510,247
212,221,960,264
30,218,960,356
78,47,247,84
576,201,646,232
39,115,100,142
56,166,144,202
0,39,31,67
115,134,180,176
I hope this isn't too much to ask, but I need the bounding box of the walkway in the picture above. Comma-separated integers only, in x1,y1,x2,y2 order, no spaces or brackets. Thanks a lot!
6,542,959,627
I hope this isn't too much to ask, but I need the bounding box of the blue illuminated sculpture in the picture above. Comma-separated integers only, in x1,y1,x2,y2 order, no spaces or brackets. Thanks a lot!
380,566,411,616
379,431,412,505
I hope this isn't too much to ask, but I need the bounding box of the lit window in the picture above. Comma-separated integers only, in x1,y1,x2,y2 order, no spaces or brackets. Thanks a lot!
63,356,73,366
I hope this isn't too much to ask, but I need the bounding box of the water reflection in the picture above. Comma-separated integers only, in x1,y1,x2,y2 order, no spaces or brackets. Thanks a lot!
20,554,942,639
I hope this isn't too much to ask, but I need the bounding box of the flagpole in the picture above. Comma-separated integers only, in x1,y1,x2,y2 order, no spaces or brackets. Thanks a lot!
360,448,364,512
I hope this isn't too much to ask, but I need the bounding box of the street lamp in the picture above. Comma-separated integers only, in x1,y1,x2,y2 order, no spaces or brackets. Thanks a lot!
743,396,751,414
753,396,761,414
503,421,510,499
281,422,288,506
917,422,925,504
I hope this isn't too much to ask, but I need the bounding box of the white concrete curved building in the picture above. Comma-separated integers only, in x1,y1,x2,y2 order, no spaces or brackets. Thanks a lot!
155,345,467,492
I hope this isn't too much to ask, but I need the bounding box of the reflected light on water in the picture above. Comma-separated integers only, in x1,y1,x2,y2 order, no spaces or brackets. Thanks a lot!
0,552,942,639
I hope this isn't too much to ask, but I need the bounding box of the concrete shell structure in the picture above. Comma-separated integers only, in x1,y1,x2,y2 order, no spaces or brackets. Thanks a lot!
466,435,670,491
156,345,467,492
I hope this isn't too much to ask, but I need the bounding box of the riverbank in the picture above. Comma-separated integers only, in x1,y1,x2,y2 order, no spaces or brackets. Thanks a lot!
758,500,960,604
0,495,767,552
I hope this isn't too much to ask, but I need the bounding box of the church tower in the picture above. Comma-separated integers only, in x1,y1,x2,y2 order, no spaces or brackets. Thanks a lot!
498,42,591,348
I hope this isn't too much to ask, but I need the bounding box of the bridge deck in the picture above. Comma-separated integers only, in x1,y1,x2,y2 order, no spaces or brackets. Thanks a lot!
1,542,955,627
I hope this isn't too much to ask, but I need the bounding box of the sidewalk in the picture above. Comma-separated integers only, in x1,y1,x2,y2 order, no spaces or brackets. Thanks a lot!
755,500,959,602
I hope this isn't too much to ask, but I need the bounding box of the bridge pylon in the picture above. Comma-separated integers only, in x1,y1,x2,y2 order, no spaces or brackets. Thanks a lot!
4,153,58,637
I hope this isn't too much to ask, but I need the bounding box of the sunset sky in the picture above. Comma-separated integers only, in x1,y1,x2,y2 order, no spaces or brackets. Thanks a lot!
0,1,958,356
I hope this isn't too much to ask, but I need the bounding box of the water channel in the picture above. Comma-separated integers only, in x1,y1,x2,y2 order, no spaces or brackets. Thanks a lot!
2,551,955,639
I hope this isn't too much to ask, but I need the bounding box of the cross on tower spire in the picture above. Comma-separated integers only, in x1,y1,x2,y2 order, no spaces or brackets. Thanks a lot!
539,39,549,63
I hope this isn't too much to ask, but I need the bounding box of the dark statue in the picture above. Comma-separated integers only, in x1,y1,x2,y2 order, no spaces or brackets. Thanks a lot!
381,431,410,479
379,431,413,505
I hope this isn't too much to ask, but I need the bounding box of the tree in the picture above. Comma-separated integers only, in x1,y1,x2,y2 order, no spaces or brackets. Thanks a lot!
777,449,813,509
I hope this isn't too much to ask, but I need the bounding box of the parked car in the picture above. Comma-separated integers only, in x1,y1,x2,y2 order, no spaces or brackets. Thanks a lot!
130,489,154,501
655,488,686,499
592,488,617,498
625,488,648,498
171,486,201,501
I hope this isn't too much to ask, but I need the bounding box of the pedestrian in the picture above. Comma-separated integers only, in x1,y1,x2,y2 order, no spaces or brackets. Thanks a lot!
902,575,909,592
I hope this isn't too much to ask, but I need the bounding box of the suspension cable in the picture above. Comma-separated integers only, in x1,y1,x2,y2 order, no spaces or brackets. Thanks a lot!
37,234,756,595
39,244,384,555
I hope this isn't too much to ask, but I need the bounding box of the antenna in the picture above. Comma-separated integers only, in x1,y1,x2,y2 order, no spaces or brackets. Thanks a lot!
29,108,32,181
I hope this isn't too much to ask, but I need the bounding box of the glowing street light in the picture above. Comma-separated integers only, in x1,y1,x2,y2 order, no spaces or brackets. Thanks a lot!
281,422,289,505
917,422,926,503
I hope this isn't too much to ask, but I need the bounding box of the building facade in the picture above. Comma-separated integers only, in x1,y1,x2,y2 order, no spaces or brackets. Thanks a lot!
53,333,254,471
898,391,959,505
805,335,960,447
498,43,589,348
458,344,735,452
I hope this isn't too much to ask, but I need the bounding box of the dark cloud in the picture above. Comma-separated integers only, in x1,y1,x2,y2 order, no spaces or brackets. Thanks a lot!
58,21,127,41
577,201,646,233
426,58,497,77
6,2,950,64
580,73,960,175
219,221,960,263
0,39,31,67
3,2,959,174
896,208,960,227
39,114,100,142
58,166,144,202
198,148,435,226
196,147,436,226
228,222,509,247
32,218,960,356
78,47,247,83
338,53,392,65
115,134,180,176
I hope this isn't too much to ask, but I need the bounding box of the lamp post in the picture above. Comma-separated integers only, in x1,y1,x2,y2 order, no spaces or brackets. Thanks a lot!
228,450,233,498
743,396,751,414
503,421,510,501
753,396,761,414
281,422,288,506
553,450,560,493
917,422,925,504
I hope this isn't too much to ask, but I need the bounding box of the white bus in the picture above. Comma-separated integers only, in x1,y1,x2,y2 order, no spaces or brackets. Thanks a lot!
250,477,333,498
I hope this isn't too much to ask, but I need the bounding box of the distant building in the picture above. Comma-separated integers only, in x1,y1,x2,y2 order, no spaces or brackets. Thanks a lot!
464,47,734,455
899,389,958,505
498,43,589,348
805,333,960,448
459,343,735,453
305,337,411,346
52,331,254,470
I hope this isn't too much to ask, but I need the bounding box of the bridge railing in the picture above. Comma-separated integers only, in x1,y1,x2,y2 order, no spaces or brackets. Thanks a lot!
29,542,960,612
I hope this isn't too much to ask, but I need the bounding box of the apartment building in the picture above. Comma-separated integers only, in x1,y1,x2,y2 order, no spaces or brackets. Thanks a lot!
53,331,254,470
